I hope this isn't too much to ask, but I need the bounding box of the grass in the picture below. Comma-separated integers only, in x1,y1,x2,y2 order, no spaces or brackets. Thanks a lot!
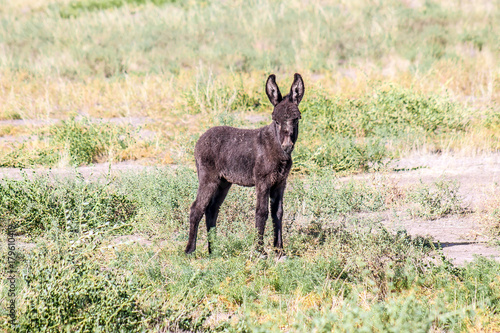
0,171,136,235
0,169,469,238
58,0,181,19
2,0,498,78
1,73,496,173
1,0,500,330
294,84,473,173
20,245,147,331
0,117,146,167
1,170,499,331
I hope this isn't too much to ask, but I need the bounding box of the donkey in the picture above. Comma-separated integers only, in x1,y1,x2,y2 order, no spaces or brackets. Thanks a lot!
185,73,305,257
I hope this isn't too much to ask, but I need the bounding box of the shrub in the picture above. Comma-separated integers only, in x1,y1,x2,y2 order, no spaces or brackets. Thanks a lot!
0,173,136,235
0,118,137,168
407,179,466,219
18,245,146,332
295,86,469,173
50,118,135,166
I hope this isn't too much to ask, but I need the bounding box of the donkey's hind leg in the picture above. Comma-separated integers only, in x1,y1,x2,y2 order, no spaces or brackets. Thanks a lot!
185,177,220,254
205,179,232,254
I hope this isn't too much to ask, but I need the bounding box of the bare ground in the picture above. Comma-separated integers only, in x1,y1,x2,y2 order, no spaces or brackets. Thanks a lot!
373,153,500,265
1,153,499,265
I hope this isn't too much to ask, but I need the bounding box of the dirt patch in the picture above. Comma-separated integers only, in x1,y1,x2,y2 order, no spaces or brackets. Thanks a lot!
0,119,58,126
110,234,153,247
0,161,159,180
344,152,500,265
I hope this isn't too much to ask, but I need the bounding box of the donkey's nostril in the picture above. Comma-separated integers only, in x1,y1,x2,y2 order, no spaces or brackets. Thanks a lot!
282,144,294,154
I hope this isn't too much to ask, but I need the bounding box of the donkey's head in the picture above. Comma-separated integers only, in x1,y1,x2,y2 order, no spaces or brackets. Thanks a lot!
266,73,305,155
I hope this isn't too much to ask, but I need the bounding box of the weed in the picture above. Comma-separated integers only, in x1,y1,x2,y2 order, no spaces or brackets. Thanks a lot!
0,118,138,167
18,243,148,332
53,118,137,165
407,179,466,219
0,172,136,236
1,171,499,331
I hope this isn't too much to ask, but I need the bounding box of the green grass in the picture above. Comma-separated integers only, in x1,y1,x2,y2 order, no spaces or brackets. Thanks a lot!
0,83,480,174
0,172,136,235
59,0,181,18
294,85,471,173
1,0,498,77
1,169,466,239
0,118,139,168
2,170,499,331
0,0,498,169
1,0,500,330
13,238,500,331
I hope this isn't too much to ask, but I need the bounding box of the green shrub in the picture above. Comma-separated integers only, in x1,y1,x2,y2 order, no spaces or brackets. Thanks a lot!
50,118,135,166
294,136,388,174
295,86,469,173
18,245,146,332
0,118,137,168
0,173,136,235
407,179,466,219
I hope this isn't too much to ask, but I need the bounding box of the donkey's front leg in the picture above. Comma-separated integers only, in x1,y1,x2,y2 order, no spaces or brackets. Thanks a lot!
255,183,270,255
270,183,286,257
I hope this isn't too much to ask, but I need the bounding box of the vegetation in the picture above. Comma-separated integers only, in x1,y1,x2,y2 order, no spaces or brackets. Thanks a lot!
0,118,141,167
1,170,500,331
0,0,499,331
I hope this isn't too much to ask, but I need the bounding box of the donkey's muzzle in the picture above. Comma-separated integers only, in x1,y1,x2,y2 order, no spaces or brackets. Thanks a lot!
282,143,294,154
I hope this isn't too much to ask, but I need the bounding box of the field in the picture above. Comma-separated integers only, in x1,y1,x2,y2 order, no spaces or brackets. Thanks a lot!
1,0,500,331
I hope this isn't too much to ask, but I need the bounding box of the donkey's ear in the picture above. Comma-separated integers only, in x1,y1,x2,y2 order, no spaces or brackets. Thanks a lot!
266,74,282,107
289,73,305,105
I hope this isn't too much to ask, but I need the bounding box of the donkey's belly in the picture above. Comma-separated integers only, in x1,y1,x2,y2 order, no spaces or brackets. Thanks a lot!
221,168,255,187
219,149,255,186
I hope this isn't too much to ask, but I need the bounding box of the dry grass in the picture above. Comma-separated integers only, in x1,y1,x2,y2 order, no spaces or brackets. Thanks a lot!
1,62,499,167
0,0,498,166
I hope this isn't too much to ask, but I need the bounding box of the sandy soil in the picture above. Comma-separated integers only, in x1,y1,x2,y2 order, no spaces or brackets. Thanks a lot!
381,153,500,265
1,153,499,265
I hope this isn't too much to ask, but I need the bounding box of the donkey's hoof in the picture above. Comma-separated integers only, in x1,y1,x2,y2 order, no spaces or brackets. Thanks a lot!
185,247,196,255
276,255,288,262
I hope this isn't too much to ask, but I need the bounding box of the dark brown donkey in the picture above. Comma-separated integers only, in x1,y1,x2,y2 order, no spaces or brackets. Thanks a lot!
185,73,305,256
